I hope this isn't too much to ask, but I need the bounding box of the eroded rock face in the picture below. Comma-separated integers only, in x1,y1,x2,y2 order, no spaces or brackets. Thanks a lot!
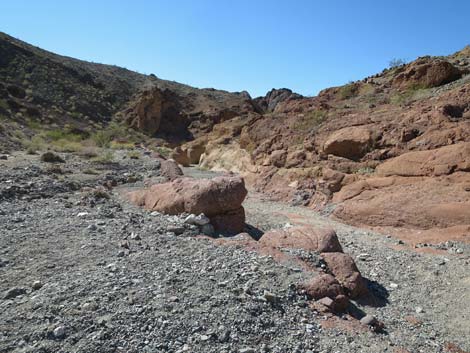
170,138,207,167
129,176,248,234
376,142,470,177
254,88,303,113
393,58,462,88
123,87,166,135
259,226,343,253
323,127,375,160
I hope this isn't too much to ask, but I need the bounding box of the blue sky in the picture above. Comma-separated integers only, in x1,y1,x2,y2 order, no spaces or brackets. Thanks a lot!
1,0,469,97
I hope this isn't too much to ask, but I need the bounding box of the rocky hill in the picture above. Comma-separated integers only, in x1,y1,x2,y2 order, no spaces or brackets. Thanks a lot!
0,31,256,149
173,48,470,244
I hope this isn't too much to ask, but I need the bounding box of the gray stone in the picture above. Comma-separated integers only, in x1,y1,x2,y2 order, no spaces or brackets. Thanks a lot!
31,280,43,290
53,326,66,339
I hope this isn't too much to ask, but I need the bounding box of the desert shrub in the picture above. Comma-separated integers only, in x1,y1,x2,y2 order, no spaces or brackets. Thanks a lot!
355,166,375,175
389,58,406,68
44,128,83,142
153,146,172,158
293,109,328,131
127,150,140,159
110,140,135,150
24,135,47,153
390,84,427,106
51,139,83,153
91,150,114,164
338,82,359,100
90,130,113,148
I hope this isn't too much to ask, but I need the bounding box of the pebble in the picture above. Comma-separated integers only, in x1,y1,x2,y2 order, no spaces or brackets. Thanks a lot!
31,280,43,290
130,232,141,240
389,282,398,289
415,306,424,314
53,326,66,339
262,290,279,303
87,224,97,231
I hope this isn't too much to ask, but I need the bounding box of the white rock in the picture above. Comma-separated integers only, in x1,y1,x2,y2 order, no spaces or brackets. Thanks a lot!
53,326,66,338
77,212,88,217
184,213,210,226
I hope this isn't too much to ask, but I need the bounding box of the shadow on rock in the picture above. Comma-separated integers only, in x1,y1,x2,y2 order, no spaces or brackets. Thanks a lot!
355,278,389,308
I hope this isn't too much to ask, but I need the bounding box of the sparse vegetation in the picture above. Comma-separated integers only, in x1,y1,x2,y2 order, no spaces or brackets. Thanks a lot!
389,58,406,68
390,84,427,106
153,146,172,158
91,150,115,164
338,82,359,100
293,109,328,131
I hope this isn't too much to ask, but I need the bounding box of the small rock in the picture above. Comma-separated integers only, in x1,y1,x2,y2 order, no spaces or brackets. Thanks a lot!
168,296,179,303
117,250,125,257
31,281,43,290
53,326,66,339
3,287,27,300
389,282,398,289
317,296,334,308
0,155,8,160
360,314,378,326
87,224,97,232
262,290,279,303
77,212,88,218
130,232,141,240
184,213,210,226
415,306,424,314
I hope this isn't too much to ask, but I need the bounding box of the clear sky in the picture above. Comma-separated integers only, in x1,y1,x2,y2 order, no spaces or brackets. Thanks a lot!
1,0,469,97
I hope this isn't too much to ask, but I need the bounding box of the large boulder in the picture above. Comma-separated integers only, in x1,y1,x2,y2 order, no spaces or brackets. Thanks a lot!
376,142,470,177
393,58,462,89
321,252,367,298
259,226,343,253
323,127,374,160
129,176,248,234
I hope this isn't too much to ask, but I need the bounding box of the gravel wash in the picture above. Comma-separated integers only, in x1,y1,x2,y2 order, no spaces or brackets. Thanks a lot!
0,152,469,353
